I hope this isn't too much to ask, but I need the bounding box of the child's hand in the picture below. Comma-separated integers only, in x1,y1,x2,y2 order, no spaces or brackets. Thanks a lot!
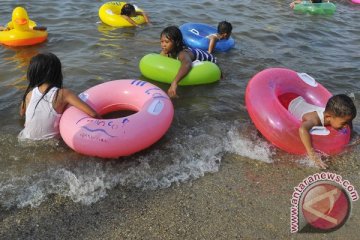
309,152,328,169
0,26,9,31
290,2,296,8
168,82,179,99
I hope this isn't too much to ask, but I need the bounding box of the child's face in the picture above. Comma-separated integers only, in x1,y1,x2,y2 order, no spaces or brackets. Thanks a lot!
219,32,231,40
328,115,353,130
160,35,174,54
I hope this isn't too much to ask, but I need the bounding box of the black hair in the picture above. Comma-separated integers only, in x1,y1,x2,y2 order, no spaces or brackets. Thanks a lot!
312,0,322,3
218,21,232,35
121,3,136,16
160,26,185,57
22,52,63,113
325,94,357,119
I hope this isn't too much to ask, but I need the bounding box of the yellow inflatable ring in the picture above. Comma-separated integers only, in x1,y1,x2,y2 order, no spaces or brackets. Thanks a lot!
99,1,146,27
0,7,47,47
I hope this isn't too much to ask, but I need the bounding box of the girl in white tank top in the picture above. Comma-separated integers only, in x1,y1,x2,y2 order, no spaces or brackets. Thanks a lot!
19,52,100,141
19,87,62,139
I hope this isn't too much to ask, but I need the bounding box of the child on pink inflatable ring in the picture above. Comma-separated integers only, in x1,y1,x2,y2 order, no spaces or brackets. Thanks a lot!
279,93,356,169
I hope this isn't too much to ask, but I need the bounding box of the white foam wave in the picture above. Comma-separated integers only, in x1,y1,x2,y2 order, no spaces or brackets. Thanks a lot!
225,122,275,163
0,120,275,209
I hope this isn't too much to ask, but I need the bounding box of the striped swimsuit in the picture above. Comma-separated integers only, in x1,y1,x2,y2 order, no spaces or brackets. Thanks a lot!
187,47,217,63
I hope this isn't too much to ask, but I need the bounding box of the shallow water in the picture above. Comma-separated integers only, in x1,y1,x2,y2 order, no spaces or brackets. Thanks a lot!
0,0,359,209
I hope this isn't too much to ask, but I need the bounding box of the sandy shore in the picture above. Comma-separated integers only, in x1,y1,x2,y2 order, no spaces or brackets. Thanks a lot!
1,153,359,239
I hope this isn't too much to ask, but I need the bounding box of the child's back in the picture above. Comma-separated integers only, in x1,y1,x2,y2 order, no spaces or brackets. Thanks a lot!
19,85,61,139
19,52,100,140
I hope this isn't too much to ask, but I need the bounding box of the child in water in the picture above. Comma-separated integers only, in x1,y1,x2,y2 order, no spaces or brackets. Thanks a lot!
290,0,324,8
160,26,218,98
279,93,357,169
207,21,232,54
19,52,101,140
121,3,149,26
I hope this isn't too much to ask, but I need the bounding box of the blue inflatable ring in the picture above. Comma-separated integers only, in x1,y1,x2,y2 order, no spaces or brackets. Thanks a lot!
180,23,235,52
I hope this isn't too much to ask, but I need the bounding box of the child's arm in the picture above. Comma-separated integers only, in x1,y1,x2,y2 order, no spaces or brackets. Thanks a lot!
0,25,10,31
167,51,192,98
207,35,217,54
20,101,26,117
299,119,328,169
61,89,101,118
122,15,137,26
19,91,32,117
290,0,302,8
139,12,149,23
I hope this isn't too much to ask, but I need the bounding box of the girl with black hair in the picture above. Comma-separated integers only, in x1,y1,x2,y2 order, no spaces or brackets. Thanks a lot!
160,26,218,98
120,3,149,26
207,21,233,54
19,52,101,140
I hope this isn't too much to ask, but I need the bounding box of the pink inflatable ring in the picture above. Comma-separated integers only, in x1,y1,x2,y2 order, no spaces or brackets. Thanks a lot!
245,68,350,155
60,79,174,158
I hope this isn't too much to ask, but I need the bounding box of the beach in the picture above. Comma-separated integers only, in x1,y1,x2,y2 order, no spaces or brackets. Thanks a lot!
1,152,360,239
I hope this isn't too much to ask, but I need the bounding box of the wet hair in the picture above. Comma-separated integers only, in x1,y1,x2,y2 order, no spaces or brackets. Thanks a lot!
22,52,63,112
160,26,185,57
121,3,136,16
325,94,357,119
312,0,322,3
218,21,232,35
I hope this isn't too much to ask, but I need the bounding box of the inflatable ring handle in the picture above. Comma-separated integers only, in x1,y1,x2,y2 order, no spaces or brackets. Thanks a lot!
189,28,199,35
310,126,330,136
297,72,318,87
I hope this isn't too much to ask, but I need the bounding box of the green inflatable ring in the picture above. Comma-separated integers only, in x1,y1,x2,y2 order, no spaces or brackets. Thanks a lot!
294,2,336,15
139,53,221,85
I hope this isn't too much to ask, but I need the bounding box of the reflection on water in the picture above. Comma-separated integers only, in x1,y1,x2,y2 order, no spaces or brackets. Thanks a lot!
4,48,38,70
2,48,40,89
0,0,359,209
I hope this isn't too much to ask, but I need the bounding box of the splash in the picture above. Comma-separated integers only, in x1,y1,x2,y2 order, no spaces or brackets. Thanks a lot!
225,122,275,163
0,120,278,209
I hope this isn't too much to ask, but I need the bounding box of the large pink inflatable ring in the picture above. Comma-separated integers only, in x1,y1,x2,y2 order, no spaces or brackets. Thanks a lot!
245,68,350,155
60,79,174,158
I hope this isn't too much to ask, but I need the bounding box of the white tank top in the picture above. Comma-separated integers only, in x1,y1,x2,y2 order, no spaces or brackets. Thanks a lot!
18,87,62,140
206,33,220,39
288,96,325,126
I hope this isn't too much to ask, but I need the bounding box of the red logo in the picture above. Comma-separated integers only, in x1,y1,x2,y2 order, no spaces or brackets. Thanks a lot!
301,183,350,231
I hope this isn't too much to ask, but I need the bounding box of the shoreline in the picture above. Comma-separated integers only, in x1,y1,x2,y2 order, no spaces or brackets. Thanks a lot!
1,154,359,239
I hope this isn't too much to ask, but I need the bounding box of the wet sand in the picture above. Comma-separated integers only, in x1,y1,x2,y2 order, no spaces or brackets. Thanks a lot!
1,153,359,239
